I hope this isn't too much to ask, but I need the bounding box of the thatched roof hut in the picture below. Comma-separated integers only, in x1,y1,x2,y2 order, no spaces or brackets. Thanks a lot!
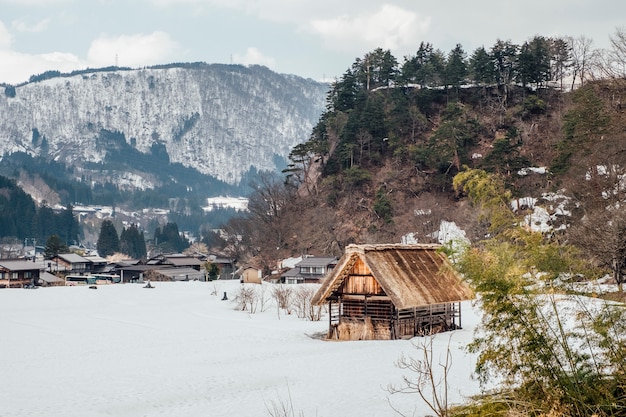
312,243,473,340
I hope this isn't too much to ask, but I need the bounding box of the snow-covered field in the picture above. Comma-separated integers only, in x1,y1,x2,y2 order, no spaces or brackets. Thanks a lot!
1,280,481,417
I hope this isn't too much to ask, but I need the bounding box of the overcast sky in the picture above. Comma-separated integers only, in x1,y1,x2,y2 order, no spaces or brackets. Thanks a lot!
1,0,624,84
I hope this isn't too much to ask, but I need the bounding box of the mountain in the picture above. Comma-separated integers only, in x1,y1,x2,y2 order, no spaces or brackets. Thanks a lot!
229,45,626,267
0,63,328,205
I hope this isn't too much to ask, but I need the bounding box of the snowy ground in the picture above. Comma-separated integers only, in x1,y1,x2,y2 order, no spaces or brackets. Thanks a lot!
0,280,482,417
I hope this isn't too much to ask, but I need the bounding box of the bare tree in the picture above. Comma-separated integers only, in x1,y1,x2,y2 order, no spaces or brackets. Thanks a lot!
183,242,208,257
587,27,626,84
570,208,626,291
234,285,258,313
356,129,373,165
607,27,626,79
293,286,323,321
387,335,453,417
568,35,595,89
566,140,626,291
272,284,294,317
245,172,299,271
0,237,23,258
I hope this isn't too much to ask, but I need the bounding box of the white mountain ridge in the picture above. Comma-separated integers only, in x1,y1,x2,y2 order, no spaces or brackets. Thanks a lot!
0,64,328,188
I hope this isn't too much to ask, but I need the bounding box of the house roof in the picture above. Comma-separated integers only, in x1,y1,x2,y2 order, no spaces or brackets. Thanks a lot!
83,255,108,264
312,244,473,310
281,268,301,278
167,257,202,267
39,271,63,284
296,256,337,268
154,267,204,280
56,253,90,264
0,260,42,271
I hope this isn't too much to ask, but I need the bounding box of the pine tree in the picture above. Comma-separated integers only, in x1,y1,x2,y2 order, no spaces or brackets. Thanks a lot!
120,224,147,259
469,46,495,86
154,222,189,253
43,234,68,259
97,220,120,258
445,43,468,94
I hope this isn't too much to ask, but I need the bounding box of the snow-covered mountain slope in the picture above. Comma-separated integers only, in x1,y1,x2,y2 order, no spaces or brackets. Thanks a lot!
0,64,328,187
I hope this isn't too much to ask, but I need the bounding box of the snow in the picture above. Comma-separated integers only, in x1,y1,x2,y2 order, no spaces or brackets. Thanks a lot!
511,192,572,233
203,196,249,212
517,167,547,176
436,220,470,251
0,66,328,186
0,281,482,417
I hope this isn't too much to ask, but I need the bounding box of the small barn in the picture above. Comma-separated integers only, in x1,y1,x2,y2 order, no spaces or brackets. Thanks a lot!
311,243,473,340
239,266,263,284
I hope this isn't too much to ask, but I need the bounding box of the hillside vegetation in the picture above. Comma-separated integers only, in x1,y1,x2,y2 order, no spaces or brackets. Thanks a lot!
226,36,626,277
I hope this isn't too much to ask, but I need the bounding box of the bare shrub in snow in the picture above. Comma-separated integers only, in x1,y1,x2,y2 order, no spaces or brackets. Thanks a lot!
265,383,304,417
387,335,453,417
272,284,294,317
234,285,258,313
293,286,323,321
256,284,271,313
210,281,220,296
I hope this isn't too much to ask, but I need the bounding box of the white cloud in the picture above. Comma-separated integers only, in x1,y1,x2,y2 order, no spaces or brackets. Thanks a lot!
232,47,275,68
0,19,89,84
0,50,83,84
308,4,430,53
0,21,13,49
11,17,51,33
86,31,179,68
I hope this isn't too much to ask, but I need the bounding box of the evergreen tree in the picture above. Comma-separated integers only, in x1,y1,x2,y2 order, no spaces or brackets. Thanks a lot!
120,224,147,259
97,220,120,258
517,37,552,89
0,176,36,239
43,234,69,259
549,37,572,90
154,222,189,253
32,202,55,243
445,43,468,94
491,39,518,85
204,261,219,281
469,46,495,86
401,42,446,88
373,187,393,224
59,204,80,246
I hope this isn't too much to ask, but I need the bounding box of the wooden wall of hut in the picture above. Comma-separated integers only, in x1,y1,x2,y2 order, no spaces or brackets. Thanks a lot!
341,258,384,295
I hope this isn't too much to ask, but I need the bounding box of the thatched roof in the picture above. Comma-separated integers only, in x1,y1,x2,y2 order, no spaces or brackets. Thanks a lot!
312,244,473,310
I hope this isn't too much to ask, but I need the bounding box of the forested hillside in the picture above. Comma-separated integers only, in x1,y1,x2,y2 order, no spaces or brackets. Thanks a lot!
0,63,328,209
223,34,626,276
0,176,80,252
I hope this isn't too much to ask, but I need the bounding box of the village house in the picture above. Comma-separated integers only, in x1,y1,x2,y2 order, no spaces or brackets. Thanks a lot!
144,267,205,282
280,256,338,284
50,253,90,274
208,254,236,280
83,255,110,274
0,259,43,288
147,254,203,270
312,243,473,340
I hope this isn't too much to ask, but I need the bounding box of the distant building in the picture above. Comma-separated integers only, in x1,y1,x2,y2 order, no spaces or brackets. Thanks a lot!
239,266,263,284
0,260,43,288
280,256,337,284
50,253,90,274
